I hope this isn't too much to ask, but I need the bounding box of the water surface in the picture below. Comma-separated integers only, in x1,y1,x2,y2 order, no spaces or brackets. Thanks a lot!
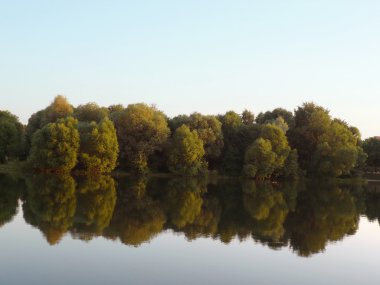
1,174,380,284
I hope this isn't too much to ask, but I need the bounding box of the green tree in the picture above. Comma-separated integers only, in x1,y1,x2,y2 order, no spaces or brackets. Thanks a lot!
243,124,291,179
76,117,119,173
113,103,170,174
363,137,380,167
290,102,363,177
25,95,73,154
242,109,255,125
0,111,25,162
243,138,276,179
167,125,207,176
187,113,224,166
28,117,79,173
74,102,109,123
256,108,295,129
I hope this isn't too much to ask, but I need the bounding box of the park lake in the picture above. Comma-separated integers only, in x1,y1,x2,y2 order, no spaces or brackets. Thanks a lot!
1,173,380,285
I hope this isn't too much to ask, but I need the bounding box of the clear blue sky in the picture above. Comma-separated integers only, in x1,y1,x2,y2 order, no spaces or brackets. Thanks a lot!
1,0,379,138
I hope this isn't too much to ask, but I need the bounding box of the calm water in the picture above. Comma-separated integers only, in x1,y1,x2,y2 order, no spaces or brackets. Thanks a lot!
1,173,380,285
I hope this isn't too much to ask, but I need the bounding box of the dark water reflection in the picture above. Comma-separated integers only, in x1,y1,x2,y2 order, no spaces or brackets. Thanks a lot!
1,173,380,258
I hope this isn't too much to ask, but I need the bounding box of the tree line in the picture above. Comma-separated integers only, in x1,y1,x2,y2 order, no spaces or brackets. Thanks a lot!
0,95,378,178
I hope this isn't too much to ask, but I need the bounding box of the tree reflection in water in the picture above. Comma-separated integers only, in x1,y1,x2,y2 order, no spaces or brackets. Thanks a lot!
1,173,377,257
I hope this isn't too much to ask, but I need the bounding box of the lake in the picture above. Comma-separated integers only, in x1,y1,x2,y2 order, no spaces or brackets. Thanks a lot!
1,173,380,285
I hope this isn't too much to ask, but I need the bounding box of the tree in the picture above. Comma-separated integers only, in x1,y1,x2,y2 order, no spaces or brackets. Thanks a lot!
187,113,224,166
25,95,73,153
74,102,109,123
27,117,79,173
243,124,291,179
242,109,255,125
113,103,170,174
243,138,276,179
167,125,207,176
256,108,295,129
0,111,25,162
76,117,119,173
260,124,291,171
363,137,380,167
44,95,74,123
289,102,363,177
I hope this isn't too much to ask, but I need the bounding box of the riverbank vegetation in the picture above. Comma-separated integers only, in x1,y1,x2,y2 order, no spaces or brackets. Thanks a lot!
0,95,377,178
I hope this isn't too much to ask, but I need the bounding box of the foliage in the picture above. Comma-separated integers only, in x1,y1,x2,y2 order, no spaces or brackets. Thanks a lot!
363,137,380,167
73,176,116,237
25,95,73,153
112,103,170,174
256,108,295,129
74,102,109,123
0,111,25,162
167,125,207,176
243,124,291,179
28,117,79,173
289,102,364,177
23,175,77,245
77,117,119,173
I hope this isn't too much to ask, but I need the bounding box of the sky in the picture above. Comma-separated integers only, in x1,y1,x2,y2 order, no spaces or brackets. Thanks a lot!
0,0,379,138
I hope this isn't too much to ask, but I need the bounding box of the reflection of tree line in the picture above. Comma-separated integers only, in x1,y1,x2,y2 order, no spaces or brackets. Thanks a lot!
1,174,380,256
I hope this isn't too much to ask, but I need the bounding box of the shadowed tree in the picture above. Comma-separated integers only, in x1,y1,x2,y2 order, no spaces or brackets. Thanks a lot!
363,137,380,167
0,111,25,162
112,103,170,174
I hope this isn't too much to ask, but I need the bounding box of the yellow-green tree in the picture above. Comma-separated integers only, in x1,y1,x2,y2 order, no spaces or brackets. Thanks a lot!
25,95,73,154
167,125,207,176
28,117,79,173
76,117,119,173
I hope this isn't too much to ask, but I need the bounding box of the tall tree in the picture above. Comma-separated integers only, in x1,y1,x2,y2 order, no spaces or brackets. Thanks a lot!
113,103,170,174
289,102,363,176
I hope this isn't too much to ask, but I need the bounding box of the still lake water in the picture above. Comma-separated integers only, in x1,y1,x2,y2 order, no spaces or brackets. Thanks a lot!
1,173,380,285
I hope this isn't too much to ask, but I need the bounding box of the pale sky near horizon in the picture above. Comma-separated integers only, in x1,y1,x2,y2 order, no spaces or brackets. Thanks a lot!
1,0,379,138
